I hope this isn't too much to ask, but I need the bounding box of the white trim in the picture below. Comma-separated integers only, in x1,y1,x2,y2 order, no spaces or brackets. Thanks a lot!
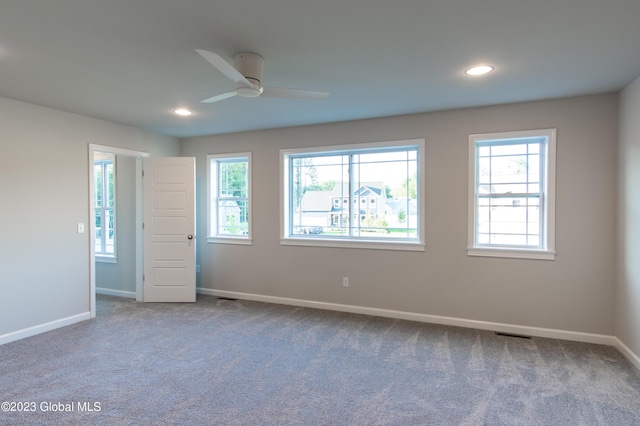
195,288,614,346
207,152,252,241
614,337,640,371
95,255,117,264
280,139,423,156
467,247,556,260
467,129,557,259
280,139,425,249
135,158,144,302
0,312,91,346
89,144,150,317
207,236,253,245
96,287,136,299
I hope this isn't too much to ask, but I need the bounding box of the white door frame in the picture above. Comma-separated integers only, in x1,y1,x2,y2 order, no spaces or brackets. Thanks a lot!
88,144,149,318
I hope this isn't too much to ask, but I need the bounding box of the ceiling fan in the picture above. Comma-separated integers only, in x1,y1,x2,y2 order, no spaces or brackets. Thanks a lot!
196,49,329,103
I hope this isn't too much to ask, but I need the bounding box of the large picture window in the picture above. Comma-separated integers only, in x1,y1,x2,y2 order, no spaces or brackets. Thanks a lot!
208,153,251,244
94,153,116,258
468,129,556,260
281,139,425,251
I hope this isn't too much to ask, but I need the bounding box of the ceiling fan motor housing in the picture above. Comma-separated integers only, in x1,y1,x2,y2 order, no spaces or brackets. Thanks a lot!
234,52,265,84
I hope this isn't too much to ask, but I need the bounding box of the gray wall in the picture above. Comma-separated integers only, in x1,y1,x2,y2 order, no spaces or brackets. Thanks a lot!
0,96,179,337
182,93,618,335
617,75,640,355
95,155,136,295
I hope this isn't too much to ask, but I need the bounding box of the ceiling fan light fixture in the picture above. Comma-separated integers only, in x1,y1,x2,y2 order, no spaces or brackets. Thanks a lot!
174,108,193,116
236,85,264,98
465,65,494,76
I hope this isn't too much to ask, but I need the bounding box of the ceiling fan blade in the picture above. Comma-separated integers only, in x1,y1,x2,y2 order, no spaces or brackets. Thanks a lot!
196,49,253,87
261,86,329,99
201,91,238,103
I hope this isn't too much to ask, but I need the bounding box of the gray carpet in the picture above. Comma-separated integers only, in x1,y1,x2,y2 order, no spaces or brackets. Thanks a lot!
1,294,639,425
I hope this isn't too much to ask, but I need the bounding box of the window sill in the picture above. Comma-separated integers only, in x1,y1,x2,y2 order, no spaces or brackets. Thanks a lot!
96,255,117,264
207,236,253,246
281,237,425,252
467,247,556,260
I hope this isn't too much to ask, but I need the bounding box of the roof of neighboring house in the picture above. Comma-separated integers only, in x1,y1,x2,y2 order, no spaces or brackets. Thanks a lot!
301,182,386,212
219,200,241,211
385,199,418,215
329,182,384,198
354,185,383,197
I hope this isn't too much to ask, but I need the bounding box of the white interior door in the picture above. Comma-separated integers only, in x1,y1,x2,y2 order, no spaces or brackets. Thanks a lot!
143,157,196,302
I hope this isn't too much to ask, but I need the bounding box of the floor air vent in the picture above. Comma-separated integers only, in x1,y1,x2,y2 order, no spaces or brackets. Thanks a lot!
495,332,532,339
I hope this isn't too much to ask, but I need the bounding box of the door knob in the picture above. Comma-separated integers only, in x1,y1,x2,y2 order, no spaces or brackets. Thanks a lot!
187,235,193,240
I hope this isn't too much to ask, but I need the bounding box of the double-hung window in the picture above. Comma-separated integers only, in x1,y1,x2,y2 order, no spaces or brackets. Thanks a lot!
281,139,425,251
94,153,116,259
207,153,251,244
468,129,556,259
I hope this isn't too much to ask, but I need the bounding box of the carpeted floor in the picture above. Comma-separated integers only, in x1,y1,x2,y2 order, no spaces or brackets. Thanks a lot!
1,294,639,425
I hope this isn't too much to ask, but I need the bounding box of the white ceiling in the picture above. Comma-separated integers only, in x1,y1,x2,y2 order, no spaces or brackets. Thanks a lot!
1,0,639,138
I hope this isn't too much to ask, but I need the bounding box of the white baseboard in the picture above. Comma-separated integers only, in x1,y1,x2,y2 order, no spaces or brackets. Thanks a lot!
96,287,136,299
614,337,640,370
197,288,615,346
0,312,91,346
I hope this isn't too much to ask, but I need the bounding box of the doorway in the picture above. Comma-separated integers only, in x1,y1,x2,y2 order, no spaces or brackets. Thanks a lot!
88,144,149,318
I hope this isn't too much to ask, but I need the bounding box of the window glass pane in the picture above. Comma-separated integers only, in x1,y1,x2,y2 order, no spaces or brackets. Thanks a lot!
105,208,115,254
292,155,347,236
95,210,102,253
490,143,528,156
490,156,528,183
490,234,528,246
489,183,529,194
478,158,491,184
94,165,103,207
106,163,115,208
217,199,248,235
477,233,490,244
528,183,540,193
528,154,540,182
94,155,116,256
287,144,420,241
220,161,248,197
475,194,542,248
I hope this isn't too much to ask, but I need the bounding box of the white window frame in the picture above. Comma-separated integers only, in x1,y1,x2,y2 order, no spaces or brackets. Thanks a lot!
467,129,556,260
280,139,425,251
94,154,116,262
207,153,252,245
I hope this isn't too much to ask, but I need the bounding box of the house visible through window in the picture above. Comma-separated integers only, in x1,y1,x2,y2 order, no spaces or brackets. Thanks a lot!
94,153,115,258
281,139,425,251
468,129,556,260
207,153,251,244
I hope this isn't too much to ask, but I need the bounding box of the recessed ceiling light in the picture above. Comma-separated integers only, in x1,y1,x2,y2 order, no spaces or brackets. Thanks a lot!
174,108,192,116
465,65,494,76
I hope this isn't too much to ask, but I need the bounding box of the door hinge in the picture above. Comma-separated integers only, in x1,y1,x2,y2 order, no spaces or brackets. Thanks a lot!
143,275,145,282
142,169,145,177
142,222,145,229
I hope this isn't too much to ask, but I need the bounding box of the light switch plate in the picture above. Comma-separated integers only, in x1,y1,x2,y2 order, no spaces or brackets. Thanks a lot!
77,223,85,234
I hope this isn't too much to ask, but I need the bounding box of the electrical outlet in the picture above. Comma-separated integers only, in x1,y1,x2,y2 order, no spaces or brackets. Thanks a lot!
342,277,349,287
